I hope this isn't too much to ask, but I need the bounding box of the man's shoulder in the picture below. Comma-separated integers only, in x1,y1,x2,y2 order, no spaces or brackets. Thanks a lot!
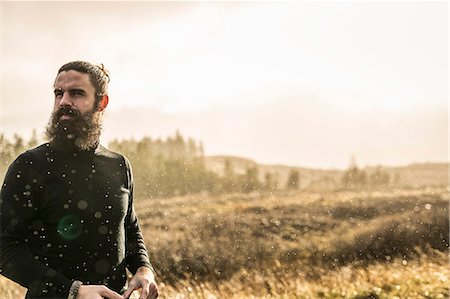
95,145,134,173
6,143,51,172
96,144,127,161
17,143,52,160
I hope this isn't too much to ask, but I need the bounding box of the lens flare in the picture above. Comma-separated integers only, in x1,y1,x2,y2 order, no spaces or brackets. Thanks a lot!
57,215,82,240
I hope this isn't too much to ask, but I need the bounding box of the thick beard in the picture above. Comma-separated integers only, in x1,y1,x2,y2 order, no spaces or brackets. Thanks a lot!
46,108,103,151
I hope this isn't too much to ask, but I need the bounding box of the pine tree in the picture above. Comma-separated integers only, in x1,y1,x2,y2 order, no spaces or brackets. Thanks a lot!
286,169,300,189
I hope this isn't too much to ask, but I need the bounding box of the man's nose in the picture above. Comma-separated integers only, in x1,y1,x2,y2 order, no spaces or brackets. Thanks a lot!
59,92,73,107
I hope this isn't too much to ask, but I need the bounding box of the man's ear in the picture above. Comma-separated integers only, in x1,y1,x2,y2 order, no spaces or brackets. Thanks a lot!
97,95,109,111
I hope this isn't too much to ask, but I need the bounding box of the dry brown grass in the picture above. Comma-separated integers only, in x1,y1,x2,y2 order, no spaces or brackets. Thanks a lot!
158,251,449,298
0,188,448,298
1,252,448,298
138,188,448,281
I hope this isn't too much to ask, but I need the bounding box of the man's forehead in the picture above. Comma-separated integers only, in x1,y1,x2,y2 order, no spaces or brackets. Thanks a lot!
54,70,93,89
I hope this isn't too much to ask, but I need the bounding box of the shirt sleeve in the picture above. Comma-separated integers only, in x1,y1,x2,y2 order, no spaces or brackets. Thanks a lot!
123,156,155,275
0,153,72,297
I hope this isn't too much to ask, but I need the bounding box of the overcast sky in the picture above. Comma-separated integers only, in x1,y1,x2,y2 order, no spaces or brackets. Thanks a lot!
1,1,448,169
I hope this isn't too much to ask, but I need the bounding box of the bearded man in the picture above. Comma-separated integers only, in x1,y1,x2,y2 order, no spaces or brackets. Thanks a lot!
0,61,158,299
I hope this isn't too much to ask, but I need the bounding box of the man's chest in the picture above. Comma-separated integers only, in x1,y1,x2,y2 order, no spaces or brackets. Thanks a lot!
35,155,130,236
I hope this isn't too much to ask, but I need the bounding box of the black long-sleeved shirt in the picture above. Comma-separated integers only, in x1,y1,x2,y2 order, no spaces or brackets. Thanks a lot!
0,143,153,298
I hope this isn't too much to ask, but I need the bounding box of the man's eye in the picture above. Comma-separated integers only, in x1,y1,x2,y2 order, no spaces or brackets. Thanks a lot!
71,91,83,96
54,91,63,98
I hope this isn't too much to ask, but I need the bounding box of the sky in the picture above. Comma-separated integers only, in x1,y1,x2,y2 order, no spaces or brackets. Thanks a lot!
1,1,448,169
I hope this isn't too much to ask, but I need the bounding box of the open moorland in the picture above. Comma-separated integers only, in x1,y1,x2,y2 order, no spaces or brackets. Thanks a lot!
1,187,448,298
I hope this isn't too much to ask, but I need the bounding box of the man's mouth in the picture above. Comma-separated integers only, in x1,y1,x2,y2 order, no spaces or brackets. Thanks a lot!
60,115,73,120
58,107,80,120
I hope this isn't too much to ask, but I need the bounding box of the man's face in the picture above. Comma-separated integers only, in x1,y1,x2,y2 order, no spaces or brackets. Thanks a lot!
53,70,97,118
46,70,104,150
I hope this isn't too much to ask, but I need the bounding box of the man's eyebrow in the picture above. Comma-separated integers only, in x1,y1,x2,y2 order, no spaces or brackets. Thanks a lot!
69,88,86,94
53,88,86,94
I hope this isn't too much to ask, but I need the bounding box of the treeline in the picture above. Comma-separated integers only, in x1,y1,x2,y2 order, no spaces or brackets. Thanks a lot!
1,132,394,198
0,131,39,178
108,132,301,197
341,164,392,190
109,132,213,197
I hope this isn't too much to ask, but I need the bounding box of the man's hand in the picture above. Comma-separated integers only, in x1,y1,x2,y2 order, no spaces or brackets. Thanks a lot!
123,266,159,299
76,285,123,299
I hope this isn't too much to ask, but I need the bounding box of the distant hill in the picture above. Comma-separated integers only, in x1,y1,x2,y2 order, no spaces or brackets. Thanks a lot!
204,156,448,189
379,163,448,188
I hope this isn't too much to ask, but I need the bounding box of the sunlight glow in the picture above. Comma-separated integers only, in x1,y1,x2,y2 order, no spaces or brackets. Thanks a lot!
1,1,447,168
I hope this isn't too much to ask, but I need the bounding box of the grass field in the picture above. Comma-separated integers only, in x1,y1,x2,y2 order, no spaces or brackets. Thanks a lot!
0,188,448,298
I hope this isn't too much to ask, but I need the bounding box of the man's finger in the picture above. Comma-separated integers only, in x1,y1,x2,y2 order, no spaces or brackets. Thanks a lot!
149,283,159,299
138,282,149,299
123,285,136,299
99,286,123,299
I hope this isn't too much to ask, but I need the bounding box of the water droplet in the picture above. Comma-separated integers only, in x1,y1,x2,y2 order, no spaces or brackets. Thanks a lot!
98,226,108,235
77,200,88,210
95,259,110,274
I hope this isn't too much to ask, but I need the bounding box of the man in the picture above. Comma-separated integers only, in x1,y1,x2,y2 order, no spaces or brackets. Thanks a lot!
0,61,159,299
